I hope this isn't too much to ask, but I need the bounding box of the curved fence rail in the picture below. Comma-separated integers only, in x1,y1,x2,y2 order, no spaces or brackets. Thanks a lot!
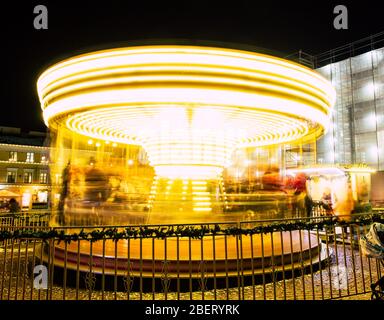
0,212,383,300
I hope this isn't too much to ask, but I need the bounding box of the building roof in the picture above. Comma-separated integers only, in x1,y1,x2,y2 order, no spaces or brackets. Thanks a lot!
0,135,46,147
0,126,48,147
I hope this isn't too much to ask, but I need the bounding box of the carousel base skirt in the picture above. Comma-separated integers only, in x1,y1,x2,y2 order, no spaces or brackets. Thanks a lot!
37,231,328,292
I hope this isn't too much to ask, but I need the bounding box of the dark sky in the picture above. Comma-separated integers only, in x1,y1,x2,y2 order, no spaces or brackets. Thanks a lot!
2,1,384,132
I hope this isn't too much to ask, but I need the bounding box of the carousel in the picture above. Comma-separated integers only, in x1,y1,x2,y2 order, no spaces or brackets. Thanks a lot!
36,45,336,288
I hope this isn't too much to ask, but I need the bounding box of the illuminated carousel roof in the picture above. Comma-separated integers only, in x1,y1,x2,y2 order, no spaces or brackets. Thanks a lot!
37,46,335,178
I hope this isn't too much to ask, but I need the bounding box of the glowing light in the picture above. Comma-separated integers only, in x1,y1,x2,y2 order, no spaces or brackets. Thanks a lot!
366,113,377,125
155,165,222,179
368,145,379,158
344,166,376,173
243,160,251,166
37,45,335,181
193,208,212,212
286,167,345,176
363,82,376,99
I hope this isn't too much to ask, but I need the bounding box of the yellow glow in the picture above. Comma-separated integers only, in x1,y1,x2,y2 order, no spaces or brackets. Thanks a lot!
38,45,335,181
155,165,222,179
343,167,376,173
193,208,212,212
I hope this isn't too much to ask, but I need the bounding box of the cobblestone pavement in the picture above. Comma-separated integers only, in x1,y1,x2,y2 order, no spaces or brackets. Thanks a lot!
0,242,382,300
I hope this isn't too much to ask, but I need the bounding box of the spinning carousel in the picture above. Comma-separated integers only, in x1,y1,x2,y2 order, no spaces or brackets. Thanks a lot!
37,45,335,287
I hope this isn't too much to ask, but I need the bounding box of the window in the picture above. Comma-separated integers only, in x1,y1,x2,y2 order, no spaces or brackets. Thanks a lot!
37,191,48,203
9,151,17,162
23,171,33,183
7,170,17,183
22,192,31,207
39,171,48,184
41,155,48,164
26,152,34,163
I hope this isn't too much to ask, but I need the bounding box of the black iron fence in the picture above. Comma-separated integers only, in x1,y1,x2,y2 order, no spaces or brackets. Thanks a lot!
0,213,383,300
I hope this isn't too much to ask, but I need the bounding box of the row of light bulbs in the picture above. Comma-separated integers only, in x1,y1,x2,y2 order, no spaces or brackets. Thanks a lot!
87,139,118,148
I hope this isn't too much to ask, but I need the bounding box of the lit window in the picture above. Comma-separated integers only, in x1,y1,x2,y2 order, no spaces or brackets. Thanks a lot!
41,155,48,164
9,151,17,162
26,152,34,163
23,171,33,183
39,171,48,184
22,192,31,207
7,170,17,183
37,191,48,203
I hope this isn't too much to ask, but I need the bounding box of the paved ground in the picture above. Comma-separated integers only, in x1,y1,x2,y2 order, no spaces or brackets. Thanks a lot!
1,239,382,300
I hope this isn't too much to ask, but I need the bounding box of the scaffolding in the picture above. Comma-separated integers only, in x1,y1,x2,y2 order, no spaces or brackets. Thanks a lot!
315,32,384,171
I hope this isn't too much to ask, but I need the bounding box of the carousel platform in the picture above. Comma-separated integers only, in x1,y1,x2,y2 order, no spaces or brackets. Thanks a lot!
36,230,329,292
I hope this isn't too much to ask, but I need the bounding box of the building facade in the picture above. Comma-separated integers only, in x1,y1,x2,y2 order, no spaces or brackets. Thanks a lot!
0,127,50,211
314,35,384,204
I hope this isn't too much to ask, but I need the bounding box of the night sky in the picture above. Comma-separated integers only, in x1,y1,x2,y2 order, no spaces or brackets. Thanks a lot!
2,1,383,132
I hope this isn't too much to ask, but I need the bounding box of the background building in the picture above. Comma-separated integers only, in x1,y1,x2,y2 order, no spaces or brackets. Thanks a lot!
0,126,50,211
312,33,384,205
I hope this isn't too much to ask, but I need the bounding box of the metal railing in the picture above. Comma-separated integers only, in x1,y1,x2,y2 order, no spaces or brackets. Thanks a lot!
0,213,383,300
284,31,384,70
0,212,50,229
314,31,384,68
